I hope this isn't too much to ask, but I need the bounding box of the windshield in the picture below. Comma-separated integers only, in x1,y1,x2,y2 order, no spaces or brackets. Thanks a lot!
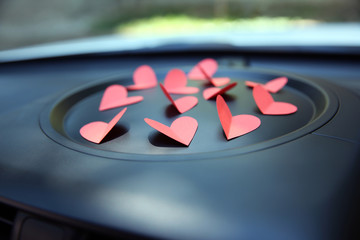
1,0,359,51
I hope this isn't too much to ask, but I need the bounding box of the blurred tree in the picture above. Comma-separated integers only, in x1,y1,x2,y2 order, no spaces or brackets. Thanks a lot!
214,0,229,18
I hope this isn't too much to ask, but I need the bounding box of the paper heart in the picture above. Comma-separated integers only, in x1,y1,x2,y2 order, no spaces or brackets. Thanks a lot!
80,108,127,144
99,85,143,111
197,63,230,87
216,95,261,140
188,58,218,80
159,83,198,113
208,77,231,87
253,85,297,115
203,82,237,100
188,58,230,87
164,69,199,94
127,65,158,90
144,116,198,146
245,77,288,93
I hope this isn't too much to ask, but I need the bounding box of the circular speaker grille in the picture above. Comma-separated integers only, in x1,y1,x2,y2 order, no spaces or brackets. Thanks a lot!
40,67,338,161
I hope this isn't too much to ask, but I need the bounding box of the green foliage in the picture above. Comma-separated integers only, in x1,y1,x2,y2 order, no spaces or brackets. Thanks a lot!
114,15,318,36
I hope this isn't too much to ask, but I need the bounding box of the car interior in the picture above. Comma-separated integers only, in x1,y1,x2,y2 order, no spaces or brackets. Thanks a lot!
0,1,360,240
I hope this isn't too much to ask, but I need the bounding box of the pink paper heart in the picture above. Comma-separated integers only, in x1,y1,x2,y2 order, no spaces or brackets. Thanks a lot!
188,58,230,87
216,95,261,140
127,65,158,90
253,85,297,115
245,77,288,93
210,77,231,87
203,82,237,100
164,69,199,94
99,85,143,111
159,83,198,113
80,108,127,144
188,58,218,80
144,116,198,146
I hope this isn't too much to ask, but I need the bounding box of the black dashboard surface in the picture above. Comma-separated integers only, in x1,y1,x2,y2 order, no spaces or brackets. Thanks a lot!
0,50,360,240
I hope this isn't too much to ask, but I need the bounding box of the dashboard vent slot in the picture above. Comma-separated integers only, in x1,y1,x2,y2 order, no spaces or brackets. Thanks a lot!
0,202,17,240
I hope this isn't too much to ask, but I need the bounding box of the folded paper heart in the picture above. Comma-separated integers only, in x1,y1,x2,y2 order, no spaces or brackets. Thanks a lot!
216,95,261,140
245,77,288,93
159,83,198,113
188,58,217,80
164,69,199,94
144,116,198,146
127,65,158,90
253,85,297,115
80,108,127,144
203,82,237,100
188,58,230,87
99,85,143,111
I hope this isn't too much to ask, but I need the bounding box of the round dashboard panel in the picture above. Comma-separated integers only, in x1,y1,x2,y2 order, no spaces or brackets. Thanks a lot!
40,67,338,161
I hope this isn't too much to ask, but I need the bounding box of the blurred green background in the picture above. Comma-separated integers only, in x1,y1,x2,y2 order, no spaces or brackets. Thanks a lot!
0,0,359,50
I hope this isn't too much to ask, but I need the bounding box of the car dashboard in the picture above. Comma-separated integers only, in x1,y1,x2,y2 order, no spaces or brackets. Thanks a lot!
0,42,360,240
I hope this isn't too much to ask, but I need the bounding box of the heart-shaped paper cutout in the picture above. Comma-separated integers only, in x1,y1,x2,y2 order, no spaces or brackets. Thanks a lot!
160,83,198,113
209,77,231,87
187,59,230,87
245,77,288,93
99,85,143,111
164,69,199,94
188,58,218,80
127,65,158,90
145,116,198,146
253,85,297,115
203,82,237,100
216,95,261,140
80,108,127,144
